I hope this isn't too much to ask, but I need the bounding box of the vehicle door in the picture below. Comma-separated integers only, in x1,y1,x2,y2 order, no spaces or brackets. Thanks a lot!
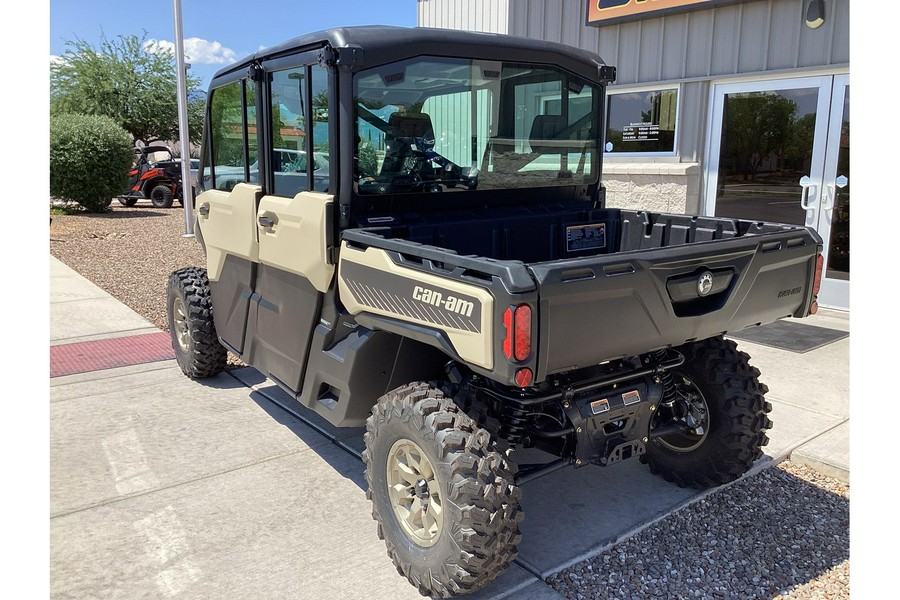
248,58,336,393
195,74,262,355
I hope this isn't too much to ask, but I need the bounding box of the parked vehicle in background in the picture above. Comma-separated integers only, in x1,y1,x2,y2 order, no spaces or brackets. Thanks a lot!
119,146,183,208
175,157,200,189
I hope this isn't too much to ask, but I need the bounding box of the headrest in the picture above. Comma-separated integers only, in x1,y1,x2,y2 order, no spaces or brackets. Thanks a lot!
529,114,568,154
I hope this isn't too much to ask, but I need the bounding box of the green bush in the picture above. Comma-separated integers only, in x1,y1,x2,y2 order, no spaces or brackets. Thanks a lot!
50,113,134,212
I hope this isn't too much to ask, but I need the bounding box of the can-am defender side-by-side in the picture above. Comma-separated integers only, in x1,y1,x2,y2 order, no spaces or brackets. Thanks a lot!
119,145,184,208
167,27,823,597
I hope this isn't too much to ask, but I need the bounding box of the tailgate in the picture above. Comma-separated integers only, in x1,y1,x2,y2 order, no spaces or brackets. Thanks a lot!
529,229,821,379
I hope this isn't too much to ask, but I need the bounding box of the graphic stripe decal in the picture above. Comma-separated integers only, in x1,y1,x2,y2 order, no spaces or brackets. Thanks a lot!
343,276,481,333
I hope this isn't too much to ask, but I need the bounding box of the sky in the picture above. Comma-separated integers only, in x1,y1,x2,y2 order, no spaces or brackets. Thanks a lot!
49,0,418,89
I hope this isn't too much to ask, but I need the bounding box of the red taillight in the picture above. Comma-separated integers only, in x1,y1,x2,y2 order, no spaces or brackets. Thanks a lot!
812,253,824,296
502,304,532,361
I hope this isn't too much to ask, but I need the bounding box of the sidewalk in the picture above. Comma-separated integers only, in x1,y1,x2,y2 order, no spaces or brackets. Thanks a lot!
49,255,849,599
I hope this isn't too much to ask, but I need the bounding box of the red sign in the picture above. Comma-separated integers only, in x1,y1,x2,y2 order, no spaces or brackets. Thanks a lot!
586,0,739,26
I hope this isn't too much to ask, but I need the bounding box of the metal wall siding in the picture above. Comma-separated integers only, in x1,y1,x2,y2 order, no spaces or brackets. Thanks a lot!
542,0,563,43
709,4,741,75
638,19,665,82
416,0,509,33
766,0,802,70
737,1,771,73
499,0,847,83
830,0,849,65
660,14,690,81
618,21,643,83
684,11,715,78
677,81,709,163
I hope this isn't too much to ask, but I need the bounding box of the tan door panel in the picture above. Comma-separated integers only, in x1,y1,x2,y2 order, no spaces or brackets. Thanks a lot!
196,183,262,281
257,191,335,293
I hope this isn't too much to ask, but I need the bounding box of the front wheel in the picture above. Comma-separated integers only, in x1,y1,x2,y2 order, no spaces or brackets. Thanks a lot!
150,184,174,208
166,267,227,378
363,382,523,597
645,336,772,489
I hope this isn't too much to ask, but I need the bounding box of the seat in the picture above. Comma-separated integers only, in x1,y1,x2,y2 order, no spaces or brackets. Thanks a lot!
380,112,435,175
529,114,568,154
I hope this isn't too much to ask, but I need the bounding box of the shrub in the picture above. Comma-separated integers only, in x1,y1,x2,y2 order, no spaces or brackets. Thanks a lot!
49,113,134,212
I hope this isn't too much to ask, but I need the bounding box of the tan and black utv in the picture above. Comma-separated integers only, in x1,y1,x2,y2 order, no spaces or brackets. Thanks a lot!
168,26,822,597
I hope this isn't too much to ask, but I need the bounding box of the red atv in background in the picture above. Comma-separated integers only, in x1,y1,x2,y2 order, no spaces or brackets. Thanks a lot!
119,146,184,208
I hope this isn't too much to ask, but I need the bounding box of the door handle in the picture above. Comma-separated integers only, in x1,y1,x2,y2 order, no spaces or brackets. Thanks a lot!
822,175,848,212
799,176,818,210
198,204,210,217
822,184,835,211
258,214,276,228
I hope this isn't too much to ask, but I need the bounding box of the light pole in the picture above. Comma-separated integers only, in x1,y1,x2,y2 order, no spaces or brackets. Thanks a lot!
172,0,195,236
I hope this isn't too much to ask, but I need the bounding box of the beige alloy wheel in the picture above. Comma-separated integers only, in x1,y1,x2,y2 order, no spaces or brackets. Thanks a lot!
172,297,190,353
386,438,443,547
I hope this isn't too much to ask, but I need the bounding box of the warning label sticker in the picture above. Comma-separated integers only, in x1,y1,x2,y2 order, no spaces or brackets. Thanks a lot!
590,398,610,414
622,390,641,405
566,223,606,252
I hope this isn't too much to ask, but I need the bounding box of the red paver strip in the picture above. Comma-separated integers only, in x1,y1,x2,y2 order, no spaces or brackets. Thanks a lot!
51,332,175,378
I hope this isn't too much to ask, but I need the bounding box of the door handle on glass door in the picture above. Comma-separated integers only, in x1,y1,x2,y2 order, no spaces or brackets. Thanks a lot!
823,175,848,212
799,176,818,210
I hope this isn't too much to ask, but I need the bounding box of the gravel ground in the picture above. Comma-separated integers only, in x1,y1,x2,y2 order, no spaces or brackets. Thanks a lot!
50,203,205,332
548,461,849,600
49,204,850,599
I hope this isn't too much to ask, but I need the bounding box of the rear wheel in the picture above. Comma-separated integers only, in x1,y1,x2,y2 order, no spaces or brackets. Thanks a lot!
645,336,772,489
150,185,174,208
166,267,227,378
363,382,523,597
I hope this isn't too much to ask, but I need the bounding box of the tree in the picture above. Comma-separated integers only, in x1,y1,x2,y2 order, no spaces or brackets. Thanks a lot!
721,93,797,181
50,32,205,147
50,113,134,212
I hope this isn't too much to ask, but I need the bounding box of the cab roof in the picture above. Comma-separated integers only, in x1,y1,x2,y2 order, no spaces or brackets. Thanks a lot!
210,25,609,86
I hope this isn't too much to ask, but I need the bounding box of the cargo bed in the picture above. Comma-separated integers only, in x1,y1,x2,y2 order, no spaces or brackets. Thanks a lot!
340,201,822,384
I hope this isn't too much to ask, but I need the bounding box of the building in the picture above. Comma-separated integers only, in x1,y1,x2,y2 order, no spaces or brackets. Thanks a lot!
417,0,849,310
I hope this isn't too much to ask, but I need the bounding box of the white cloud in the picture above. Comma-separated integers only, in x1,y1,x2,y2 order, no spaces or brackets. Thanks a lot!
143,38,237,65
50,55,65,66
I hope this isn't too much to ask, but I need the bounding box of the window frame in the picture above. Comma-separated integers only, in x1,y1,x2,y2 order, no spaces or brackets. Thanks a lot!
260,51,331,197
201,76,257,192
604,83,681,158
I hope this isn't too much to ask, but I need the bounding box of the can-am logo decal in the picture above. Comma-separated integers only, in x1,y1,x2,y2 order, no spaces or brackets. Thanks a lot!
340,260,482,333
413,286,475,318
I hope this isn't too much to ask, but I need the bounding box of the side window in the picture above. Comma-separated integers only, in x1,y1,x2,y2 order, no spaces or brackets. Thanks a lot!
268,64,330,197
270,67,307,197
311,65,330,192
206,79,248,191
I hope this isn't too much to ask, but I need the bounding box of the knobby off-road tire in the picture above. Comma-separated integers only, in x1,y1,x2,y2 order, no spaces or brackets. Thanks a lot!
150,185,174,208
118,197,138,207
645,336,772,489
363,382,523,597
166,267,227,379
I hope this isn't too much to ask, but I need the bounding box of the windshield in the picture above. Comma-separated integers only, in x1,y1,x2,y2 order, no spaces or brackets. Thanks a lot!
354,56,600,195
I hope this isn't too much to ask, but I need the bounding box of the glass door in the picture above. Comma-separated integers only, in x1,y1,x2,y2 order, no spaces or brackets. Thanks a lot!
816,75,849,308
705,75,849,310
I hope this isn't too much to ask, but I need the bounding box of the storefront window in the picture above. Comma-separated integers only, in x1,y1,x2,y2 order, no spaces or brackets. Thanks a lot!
606,87,678,154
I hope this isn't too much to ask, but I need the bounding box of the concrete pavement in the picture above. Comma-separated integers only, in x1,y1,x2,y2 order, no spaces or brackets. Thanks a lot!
49,255,849,599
